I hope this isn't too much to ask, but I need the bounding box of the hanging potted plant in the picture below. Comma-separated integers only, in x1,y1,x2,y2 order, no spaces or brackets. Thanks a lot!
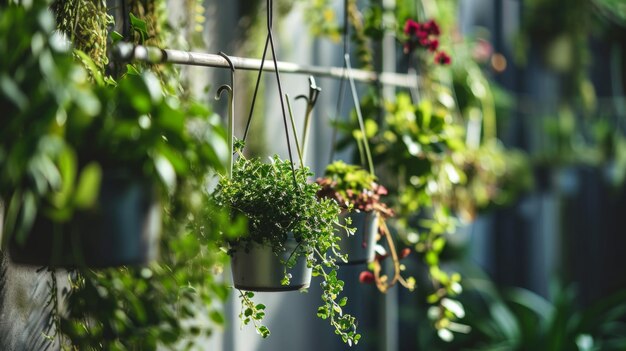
212,148,349,292
0,4,224,267
2,71,179,267
211,147,360,344
213,151,333,292
316,160,393,264
0,3,109,266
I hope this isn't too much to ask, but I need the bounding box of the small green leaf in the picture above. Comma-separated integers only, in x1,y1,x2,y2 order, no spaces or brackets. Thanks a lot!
129,13,148,42
126,64,141,75
209,310,225,325
110,31,124,43
0,74,27,110
154,155,176,193
73,162,102,209
432,237,446,253
258,326,270,338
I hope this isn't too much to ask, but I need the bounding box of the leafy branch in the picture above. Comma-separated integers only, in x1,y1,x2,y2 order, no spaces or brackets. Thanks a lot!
238,291,269,338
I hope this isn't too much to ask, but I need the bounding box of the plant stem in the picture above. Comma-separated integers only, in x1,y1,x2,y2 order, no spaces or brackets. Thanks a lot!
345,54,375,176
286,94,304,169
373,219,414,292
481,75,497,141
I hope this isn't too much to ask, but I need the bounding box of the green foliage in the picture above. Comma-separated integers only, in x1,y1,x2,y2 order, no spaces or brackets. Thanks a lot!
317,160,390,213
323,161,377,195
52,0,112,79
439,142,533,219
212,154,360,345
60,200,236,350
299,0,342,42
0,2,99,243
297,0,375,70
1,3,236,349
238,291,270,338
56,68,232,350
340,93,465,217
443,279,626,351
595,0,626,24
214,154,336,257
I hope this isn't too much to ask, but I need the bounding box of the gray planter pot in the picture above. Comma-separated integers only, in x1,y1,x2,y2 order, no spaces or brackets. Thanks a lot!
230,236,312,292
5,172,161,268
338,211,379,265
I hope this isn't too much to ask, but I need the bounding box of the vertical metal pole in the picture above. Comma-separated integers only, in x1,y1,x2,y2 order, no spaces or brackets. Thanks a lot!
381,0,398,351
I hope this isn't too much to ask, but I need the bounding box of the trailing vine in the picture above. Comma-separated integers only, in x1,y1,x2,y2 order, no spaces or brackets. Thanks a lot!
51,0,111,79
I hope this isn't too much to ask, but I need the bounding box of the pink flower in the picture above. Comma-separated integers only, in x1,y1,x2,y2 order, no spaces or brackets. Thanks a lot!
472,38,493,62
434,51,451,65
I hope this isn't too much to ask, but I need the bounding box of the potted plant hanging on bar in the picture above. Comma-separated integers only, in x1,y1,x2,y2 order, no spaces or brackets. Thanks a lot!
211,146,360,344
212,146,350,291
1,69,163,267
316,160,393,264
0,5,222,267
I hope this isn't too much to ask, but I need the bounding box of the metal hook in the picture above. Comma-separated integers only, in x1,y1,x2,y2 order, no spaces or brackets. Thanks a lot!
296,76,322,106
215,51,235,178
295,76,323,164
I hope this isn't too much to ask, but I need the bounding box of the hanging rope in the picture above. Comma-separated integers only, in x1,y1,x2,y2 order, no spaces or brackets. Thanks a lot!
328,0,350,164
241,0,299,188
328,0,375,176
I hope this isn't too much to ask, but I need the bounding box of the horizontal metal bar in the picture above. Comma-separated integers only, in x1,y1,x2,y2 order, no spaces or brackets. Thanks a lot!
113,43,418,88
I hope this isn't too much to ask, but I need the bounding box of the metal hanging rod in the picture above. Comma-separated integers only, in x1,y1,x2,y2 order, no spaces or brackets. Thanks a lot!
114,43,419,88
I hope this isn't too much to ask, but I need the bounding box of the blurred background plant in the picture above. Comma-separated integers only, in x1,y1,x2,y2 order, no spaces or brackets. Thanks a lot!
1,1,241,349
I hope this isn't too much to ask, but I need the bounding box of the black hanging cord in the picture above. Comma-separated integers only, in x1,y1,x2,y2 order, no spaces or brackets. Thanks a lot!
328,0,351,164
242,35,270,142
327,0,375,175
343,0,350,55
121,0,130,39
242,0,299,188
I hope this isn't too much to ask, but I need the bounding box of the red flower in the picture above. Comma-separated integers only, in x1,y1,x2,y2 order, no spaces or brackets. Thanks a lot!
404,19,420,35
359,271,375,284
416,28,428,40
424,19,441,36
427,39,439,52
434,51,451,65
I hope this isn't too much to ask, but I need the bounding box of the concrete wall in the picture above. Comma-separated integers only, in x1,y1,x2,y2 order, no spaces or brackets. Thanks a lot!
0,252,68,351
